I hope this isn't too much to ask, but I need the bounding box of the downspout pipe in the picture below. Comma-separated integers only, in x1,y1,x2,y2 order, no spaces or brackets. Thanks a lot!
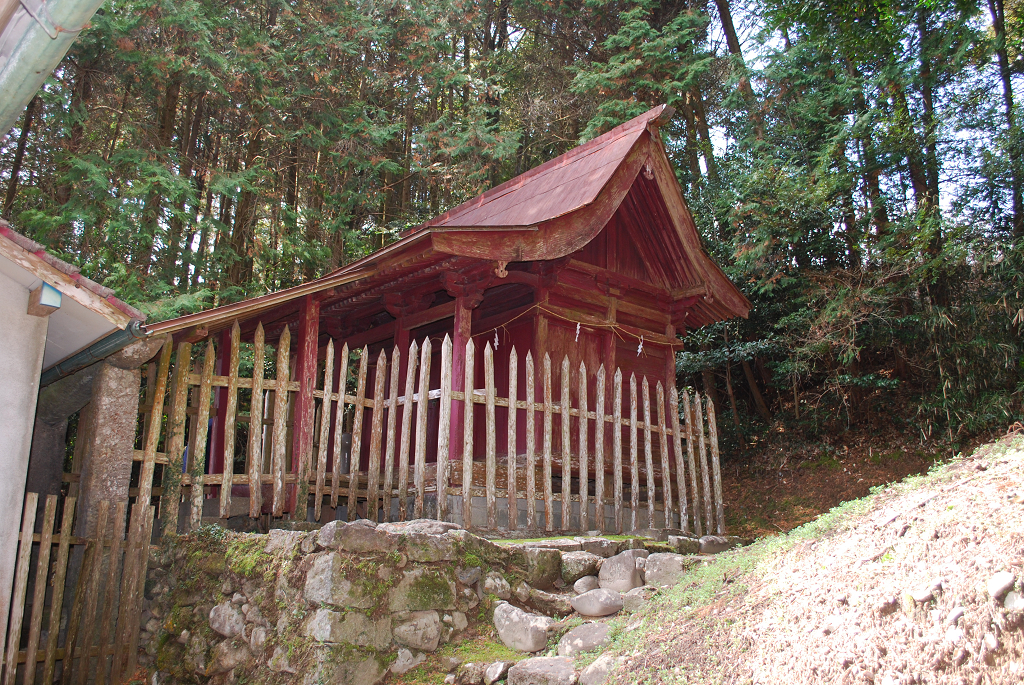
39,319,148,387
0,0,108,137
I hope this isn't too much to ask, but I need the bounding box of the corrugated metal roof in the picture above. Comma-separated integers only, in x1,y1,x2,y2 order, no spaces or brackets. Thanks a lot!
415,105,667,231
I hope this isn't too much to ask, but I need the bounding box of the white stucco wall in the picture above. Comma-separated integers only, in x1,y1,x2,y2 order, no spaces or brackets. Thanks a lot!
0,267,47,635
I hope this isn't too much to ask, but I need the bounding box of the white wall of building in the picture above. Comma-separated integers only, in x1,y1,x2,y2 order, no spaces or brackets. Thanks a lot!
0,267,47,634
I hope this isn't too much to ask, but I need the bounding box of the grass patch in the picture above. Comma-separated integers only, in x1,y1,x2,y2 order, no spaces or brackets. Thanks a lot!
391,635,525,685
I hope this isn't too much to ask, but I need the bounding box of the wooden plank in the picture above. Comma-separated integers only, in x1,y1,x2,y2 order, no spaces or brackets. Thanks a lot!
162,341,192,536
42,496,76,685
683,390,702,536
348,348,370,521
594,366,606,533
23,495,56,685
61,535,92,685
271,327,292,518
191,341,217,528
330,343,350,508
219,321,241,519
695,392,713,535
365,349,388,522
642,377,656,529
506,347,518,530
461,339,475,529
477,341,493,528
384,345,401,522
292,295,321,520
398,341,419,521
612,368,623,534
4,492,37,685
578,361,589,532
96,501,127,685
560,355,571,531
706,396,725,534
437,336,453,522
413,338,432,519
656,382,674,529
124,506,155,677
524,351,536,531
629,374,640,532
542,353,554,532
138,338,173,506
314,339,335,521
74,501,108,685
669,386,688,533
246,324,266,519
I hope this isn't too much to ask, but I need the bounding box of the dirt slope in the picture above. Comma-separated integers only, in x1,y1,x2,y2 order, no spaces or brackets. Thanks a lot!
606,434,1024,684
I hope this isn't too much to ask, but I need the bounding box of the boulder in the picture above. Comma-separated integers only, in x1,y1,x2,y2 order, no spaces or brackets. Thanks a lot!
529,587,573,616
391,648,427,675
267,646,296,673
573,575,600,594
668,535,700,555
579,654,623,685
514,581,532,603
207,640,251,675
484,661,512,685
208,602,245,638
457,662,488,685
561,551,602,584
570,588,623,617
622,586,657,613
303,608,391,649
507,656,577,685
598,550,647,592
378,519,462,535
303,552,375,608
526,548,563,590
390,567,457,612
699,535,738,554
335,522,401,554
302,650,384,685
988,571,1017,601
630,528,667,541
404,533,456,562
483,571,512,600
557,622,611,656
493,602,554,652
524,539,583,552
458,566,482,585
575,537,618,558
393,610,443,652
644,553,695,587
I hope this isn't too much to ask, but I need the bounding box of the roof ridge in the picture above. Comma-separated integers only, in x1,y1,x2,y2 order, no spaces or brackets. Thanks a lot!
413,105,666,232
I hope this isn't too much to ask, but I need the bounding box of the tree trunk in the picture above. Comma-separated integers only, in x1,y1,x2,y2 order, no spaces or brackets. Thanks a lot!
988,0,1023,236
228,125,263,288
724,360,745,448
3,96,38,219
741,359,772,422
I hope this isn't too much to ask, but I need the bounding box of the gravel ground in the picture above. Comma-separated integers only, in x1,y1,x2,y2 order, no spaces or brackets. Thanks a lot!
611,434,1024,685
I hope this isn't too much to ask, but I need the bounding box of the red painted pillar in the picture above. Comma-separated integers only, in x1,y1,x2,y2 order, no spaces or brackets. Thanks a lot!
449,297,473,463
289,294,320,516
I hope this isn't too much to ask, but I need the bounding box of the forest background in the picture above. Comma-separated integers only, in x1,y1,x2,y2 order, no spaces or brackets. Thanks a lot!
3,0,1024,463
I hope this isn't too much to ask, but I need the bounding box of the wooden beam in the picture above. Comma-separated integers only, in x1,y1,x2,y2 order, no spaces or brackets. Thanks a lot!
0,232,133,327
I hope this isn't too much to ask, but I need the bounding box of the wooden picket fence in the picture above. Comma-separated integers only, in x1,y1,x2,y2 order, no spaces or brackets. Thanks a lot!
2,494,154,685
131,321,725,537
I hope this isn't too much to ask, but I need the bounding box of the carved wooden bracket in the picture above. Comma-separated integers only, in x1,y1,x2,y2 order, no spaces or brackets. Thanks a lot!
383,290,435,318
441,268,494,309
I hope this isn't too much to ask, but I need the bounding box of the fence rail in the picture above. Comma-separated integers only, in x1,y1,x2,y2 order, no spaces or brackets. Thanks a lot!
2,494,154,685
127,322,724,536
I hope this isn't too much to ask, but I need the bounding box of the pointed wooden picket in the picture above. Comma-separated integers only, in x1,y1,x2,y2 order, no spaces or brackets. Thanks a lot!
270,328,292,518
383,346,401,521
314,339,335,521
437,336,453,521
542,353,554,532
612,368,623,534
461,339,475,528
525,351,536,530
578,360,589,533
398,340,418,521
506,347,518,530
560,355,571,531
220,321,241,519
330,343,350,509
365,349,388,522
594,365,606,533
484,342,497,529
413,338,431,518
